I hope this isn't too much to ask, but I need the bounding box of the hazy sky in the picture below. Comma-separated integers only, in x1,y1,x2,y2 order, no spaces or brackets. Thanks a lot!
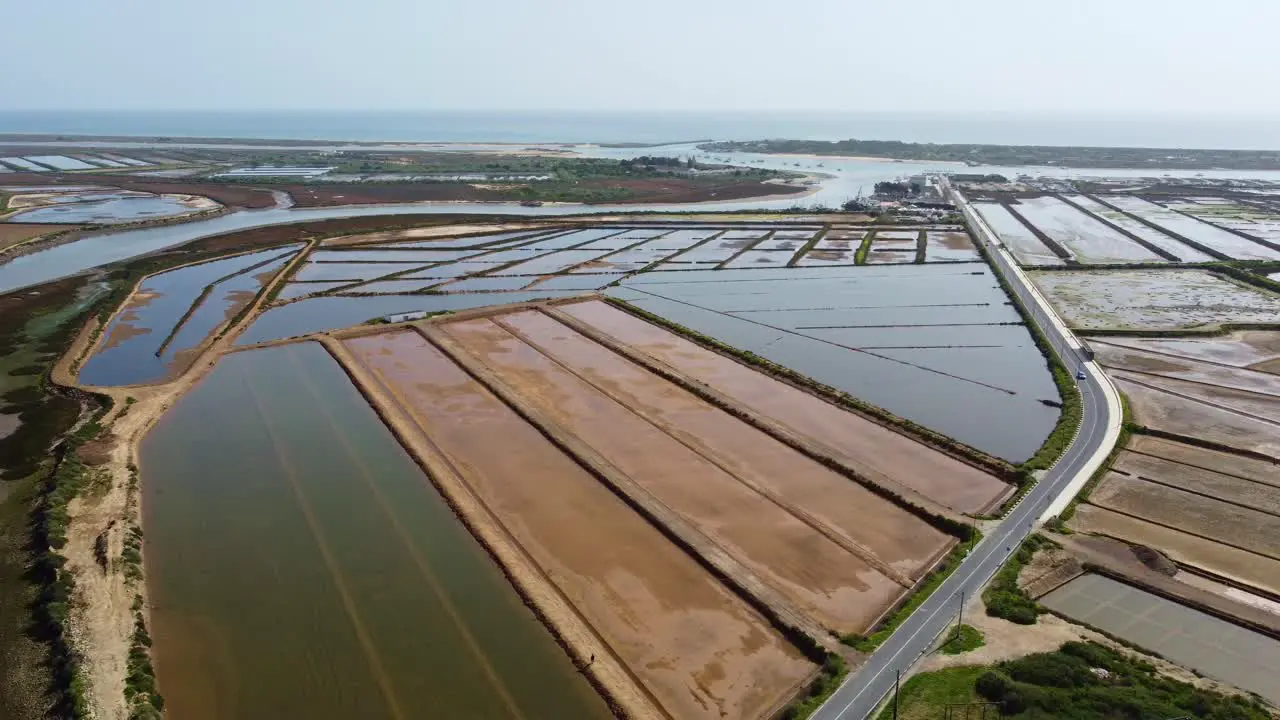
5,0,1278,114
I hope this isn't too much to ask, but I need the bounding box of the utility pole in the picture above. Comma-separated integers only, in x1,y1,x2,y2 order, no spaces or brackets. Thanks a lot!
893,669,901,720
957,589,965,634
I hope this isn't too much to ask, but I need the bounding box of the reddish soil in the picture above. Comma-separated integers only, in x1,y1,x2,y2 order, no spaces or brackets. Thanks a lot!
1071,505,1280,597
557,300,1012,513
0,223,78,251
1090,473,1280,559
277,178,808,208
495,309,954,581
440,316,903,633
343,329,814,720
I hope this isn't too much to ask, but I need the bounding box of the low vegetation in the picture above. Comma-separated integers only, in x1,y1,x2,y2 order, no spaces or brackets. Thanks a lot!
941,624,985,655
881,642,1271,719
781,654,848,720
984,534,1052,624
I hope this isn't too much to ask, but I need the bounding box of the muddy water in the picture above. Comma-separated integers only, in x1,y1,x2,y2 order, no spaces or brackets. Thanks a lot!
558,300,1012,513
141,342,608,720
441,317,902,632
498,310,954,578
344,330,812,719
79,247,299,386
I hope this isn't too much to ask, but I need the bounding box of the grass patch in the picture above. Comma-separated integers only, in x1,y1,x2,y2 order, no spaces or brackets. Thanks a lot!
781,654,848,720
940,624,985,655
842,537,977,652
855,232,873,265
876,665,986,720
983,534,1054,624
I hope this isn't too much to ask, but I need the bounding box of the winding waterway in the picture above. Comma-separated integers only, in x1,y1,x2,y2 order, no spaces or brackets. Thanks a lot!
6,142,1280,294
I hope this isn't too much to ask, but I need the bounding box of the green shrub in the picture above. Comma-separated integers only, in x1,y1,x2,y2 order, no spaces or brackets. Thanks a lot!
983,535,1051,624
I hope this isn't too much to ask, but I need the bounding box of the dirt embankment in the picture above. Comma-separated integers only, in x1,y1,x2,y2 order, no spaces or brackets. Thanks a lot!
46,234,315,719
0,223,80,252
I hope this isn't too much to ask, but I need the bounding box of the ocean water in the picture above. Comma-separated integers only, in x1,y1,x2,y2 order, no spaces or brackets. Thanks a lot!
2,110,1280,149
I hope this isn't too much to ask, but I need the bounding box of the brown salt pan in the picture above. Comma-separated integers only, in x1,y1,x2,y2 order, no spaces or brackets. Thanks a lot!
557,300,1011,513
439,317,903,632
343,330,814,720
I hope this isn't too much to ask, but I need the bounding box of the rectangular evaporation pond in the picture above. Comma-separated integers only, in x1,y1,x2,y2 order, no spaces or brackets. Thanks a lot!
439,276,533,292
1064,194,1214,262
335,279,446,294
440,318,904,632
490,249,615,276
25,155,99,171
796,249,858,266
84,155,127,168
1,157,45,171
524,273,625,291
752,237,810,251
360,230,545,250
401,260,507,279
668,237,758,263
275,282,351,301
718,230,767,240
644,229,718,248
723,250,795,269
236,291,578,345
140,342,611,720
571,247,676,272
925,232,981,262
972,202,1064,266
102,154,149,166
576,234,650,251
519,229,618,250
769,230,818,241
652,262,724,271
1012,196,1162,263
865,251,917,265
467,246,562,264
626,268,1009,313
78,247,299,386
872,231,921,241
1104,196,1280,261
815,233,865,251
310,249,484,263
292,262,423,283
344,331,814,719
1042,574,1280,704
603,289,1057,464
609,228,671,239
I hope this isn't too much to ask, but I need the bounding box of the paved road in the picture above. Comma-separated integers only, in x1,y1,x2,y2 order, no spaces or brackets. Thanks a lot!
811,186,1121,720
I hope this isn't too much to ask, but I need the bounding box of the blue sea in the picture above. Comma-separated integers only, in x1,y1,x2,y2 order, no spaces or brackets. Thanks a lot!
2,110,1279,150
